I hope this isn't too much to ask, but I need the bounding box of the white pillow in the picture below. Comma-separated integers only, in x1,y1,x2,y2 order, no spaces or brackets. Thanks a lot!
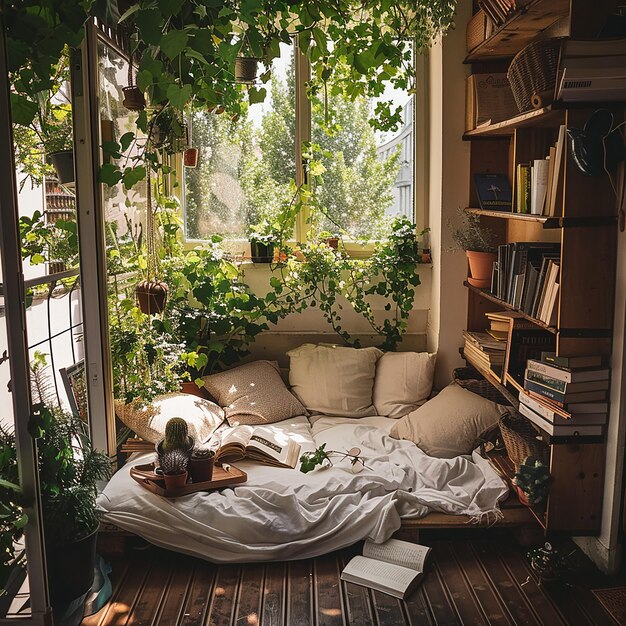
287,343,382,417
115,393,225,444
373,351,437,418
389,383,509,458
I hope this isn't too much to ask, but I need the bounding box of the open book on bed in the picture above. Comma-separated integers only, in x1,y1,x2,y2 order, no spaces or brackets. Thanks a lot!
214,424,301,469
341,538,431,599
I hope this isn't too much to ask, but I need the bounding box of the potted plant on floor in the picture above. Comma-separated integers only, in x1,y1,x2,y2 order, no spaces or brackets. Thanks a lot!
28,403,111,608
512,456,550,506
450,210,496,289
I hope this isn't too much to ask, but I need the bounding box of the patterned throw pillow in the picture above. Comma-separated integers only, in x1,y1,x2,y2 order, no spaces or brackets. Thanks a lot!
202,360,307,426
115,393,225,444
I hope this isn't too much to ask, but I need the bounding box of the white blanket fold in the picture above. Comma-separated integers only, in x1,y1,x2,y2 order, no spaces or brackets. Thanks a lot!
98,416,508,562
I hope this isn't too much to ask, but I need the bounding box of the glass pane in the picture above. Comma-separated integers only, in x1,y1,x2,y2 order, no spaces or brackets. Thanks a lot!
185,43,295,241
310,52,414,240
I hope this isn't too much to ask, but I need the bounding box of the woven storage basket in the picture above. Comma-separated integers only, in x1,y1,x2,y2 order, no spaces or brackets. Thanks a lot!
507,38,562,113
500,412,549,470
453,367,512,406
466,10,488,53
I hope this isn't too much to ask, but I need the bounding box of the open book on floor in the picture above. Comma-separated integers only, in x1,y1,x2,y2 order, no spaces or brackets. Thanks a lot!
214,424,301,469
341,538,431,599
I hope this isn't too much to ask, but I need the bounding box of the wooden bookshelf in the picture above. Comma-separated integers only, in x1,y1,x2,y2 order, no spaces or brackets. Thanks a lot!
461,1,618,534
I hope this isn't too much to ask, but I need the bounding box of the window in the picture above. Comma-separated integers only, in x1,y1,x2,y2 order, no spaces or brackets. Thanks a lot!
184,41,417,244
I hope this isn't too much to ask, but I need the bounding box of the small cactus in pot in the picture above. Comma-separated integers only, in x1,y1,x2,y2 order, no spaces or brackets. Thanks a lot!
190,446,216,483
159,448,189,490
162,417,194,453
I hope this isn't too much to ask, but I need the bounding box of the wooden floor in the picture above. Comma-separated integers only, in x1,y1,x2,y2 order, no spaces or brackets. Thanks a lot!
82,532,619,626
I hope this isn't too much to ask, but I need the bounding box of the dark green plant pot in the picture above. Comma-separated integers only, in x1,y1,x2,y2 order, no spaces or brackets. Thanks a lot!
190,451,215,483
46,528,97,606
250,241,274,263
48,150,75,185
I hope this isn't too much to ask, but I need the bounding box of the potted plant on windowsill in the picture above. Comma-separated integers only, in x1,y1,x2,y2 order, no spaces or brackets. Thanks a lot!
450,210,496,289
249,222,277,263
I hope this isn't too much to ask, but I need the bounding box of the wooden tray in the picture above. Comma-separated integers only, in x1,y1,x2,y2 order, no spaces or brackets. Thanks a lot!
130,462,247,497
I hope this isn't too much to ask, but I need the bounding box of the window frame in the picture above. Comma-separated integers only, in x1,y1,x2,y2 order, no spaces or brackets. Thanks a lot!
180,37,424,256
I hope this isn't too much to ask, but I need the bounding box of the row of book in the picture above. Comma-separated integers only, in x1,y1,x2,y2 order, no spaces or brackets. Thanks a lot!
491,242,561,325
462,329,506,376
478,0,522,26
520,353,607,439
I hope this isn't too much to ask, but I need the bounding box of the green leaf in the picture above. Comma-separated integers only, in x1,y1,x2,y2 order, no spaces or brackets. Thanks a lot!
122,166,146,189
10,94,38,126
98,163,123,186
166,83,192,109
119,132,135,152
160,30,189,60
247,87,267,105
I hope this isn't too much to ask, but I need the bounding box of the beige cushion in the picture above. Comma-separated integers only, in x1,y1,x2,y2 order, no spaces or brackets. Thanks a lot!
115,393,224,444
373,351,437,418
287,343,382,417
389,383,509,458
202,360,306,426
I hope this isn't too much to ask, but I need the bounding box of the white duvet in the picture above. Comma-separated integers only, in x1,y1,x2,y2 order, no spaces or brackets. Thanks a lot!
97,416,508,562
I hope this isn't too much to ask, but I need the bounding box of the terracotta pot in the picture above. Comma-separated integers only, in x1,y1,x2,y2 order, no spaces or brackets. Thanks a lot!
164,471,188,490
190,452,215,483
135,279,168,315
184,147,199,168
180,381,210,399
235,57,259,83
466,250,496,289
122,85,146,111
49,150,75,184
250,241,274,263
515,485,530,506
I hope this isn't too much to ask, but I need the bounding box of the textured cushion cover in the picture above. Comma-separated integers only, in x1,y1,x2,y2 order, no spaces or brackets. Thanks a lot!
389,383,510,458
115,393,224,444
373,351,437,418
287,343,382,417
202,360,307,426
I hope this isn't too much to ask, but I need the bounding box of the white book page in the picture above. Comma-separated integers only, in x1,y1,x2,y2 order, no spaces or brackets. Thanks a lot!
219,425,254,449
363,538,431,572
341,556,415,595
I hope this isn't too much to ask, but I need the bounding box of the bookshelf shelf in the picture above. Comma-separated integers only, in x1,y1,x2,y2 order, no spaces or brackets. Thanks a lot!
464,0,569,63
465,209,617,229
461,350,519,407
463,106,564,139
464,282,558,334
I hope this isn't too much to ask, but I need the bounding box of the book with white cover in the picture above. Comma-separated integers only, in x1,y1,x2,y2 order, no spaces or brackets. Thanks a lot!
519,391,607,424
519,402,603,437
341,539,431,599
526,359,609,384
531,158,549,215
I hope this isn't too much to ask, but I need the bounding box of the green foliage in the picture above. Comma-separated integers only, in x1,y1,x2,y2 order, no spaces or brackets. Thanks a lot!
19,210,79,269
27,404,111,546
162,418,192,453
513,456,550,505
450,209,496,253
300,444,366,473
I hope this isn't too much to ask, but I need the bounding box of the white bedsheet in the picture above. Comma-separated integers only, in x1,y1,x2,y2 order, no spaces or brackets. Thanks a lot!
97,415,508,562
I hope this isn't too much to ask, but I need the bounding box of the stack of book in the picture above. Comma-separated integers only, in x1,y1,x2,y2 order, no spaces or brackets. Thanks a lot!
478,0,521,26
462,330,506,374
520,353,608,439
514,124,567,217
491,242,561,324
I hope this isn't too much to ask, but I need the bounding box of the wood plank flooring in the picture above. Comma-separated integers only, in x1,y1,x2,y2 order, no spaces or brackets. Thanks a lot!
82,533,619,626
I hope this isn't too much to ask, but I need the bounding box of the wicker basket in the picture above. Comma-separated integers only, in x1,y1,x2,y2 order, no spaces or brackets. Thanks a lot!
499,412,550,470
507,38,563,113
453,367,512,406
466,10,488,53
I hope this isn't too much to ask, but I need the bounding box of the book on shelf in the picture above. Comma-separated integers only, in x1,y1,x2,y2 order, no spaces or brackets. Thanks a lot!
530,158,549,216
561,39,626,57
537,259,560,326
525,368,609,394
531,253,560,319
215,424,301,468
341,538,431,599
463,339,506,369
465,73,518,131
473,173,512,211
518,402,604,438
524,379,607,407
515,163,531,214
519,390,607,424
547,125,566,217
526,359,609,384
540,352,602,370
505,323,556,388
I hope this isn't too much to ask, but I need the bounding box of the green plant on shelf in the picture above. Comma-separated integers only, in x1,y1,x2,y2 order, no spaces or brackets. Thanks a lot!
450,209,496,253
513,456,550,505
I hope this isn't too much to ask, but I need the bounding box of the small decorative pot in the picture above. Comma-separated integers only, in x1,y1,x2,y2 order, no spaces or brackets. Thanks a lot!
466,250,496,289
48,150,75,185
135,279,169,315
122,85,146,111
190,451,216,483
235,57,259,83
164,471,188,490
180,381,210,399
250,241,274,263
184,147,199,168
325,237,339,249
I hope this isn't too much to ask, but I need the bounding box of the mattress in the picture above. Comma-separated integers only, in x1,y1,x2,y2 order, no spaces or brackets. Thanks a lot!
97,415,508,562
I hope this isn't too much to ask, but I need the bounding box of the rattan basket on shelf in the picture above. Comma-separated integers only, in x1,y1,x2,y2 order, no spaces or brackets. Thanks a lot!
453,367,511,406
507,38,563,112
499,412,550,470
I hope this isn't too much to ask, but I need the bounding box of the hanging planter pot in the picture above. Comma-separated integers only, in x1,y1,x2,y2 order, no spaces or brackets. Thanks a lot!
235,57,260,84
48,150,75,184
123,60,146,111
184,147,199,168
135,279,169,315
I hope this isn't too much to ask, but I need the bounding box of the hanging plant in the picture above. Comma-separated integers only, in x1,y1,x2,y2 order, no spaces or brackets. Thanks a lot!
122,56,146,112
